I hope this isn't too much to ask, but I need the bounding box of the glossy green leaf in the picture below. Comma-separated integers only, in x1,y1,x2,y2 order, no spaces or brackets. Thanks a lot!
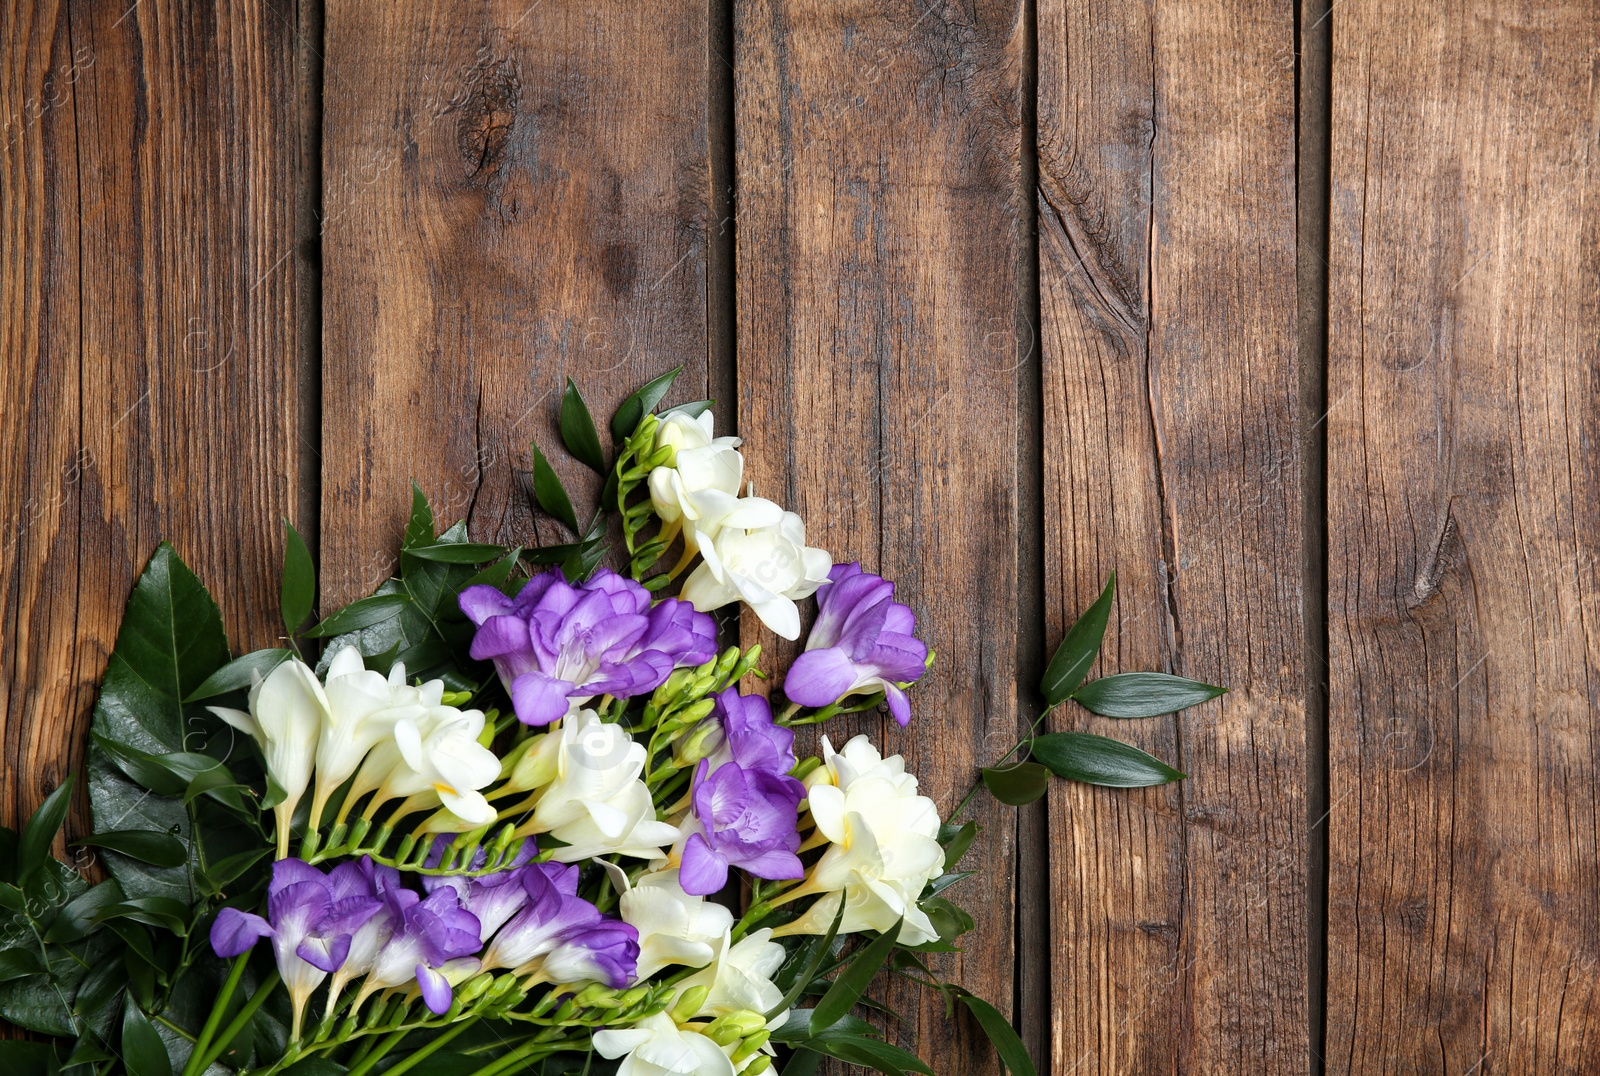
44,878,125,943
780,1050,822,1076
953,989,1038,1076
121,997,174,1076
531,442,581,535
938,821,978,871
184,648,293,702
766,900,846,1020
560,378,608,474
463,547,523,591
919,897,975,944
200,846,270,894
0,949,43,984
610,365,682,442
771,1009,880,1043
73,830,186,868
808,1034,933,1076
1040,572,1115,705
90,542,230,754
403,482,436,549
981,761,1050,806
0,1042,56,1071
100,896,191,935
810,918,902,1033
18,773,73,882
303,593,410,638
1029,731,1185,787
281,520,316,634
1071,672,1225,718
405,542,509,564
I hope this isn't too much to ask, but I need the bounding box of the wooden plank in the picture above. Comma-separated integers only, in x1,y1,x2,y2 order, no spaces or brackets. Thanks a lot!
1325,3,1600,1070
320,0,714,605
1036,0,1306,1069
734,2,1024,1071
0,0,302,827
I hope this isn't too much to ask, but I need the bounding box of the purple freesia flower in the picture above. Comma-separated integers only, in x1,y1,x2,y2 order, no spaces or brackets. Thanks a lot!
461,568,717,726
211,859,381,1037
480,865,637,987
784,562,928,726
679,758,806,896
324,857,414,1013
704,688,797,776
356,886,484,1015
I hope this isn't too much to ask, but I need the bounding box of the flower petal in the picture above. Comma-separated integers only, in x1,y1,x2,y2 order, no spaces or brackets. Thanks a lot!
783,647,863,708
210,908,272,957
510,671,576,726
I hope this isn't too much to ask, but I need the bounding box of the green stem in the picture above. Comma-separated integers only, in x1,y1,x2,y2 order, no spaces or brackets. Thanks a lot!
377,1019,475,1076
195,969,280,1073
344,1027,409,1076
462,1033,565,1076
182,952,250,1076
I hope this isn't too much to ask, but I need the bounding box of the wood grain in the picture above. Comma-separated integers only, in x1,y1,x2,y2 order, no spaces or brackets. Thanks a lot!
0,0,302,828
734,2,1025,1071
1037,0,1306,1070
320,0,714,603
1324,2,1600,1070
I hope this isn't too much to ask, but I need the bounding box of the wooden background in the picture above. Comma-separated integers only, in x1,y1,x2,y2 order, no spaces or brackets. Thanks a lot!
4,0,1598,1071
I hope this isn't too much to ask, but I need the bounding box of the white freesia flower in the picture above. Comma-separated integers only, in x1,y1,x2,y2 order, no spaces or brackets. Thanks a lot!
648,412,776,554
677,928,786,1018
774,735,946,946
345,699,501,827
518,710,681,861
619,869,734,980
594,1013,738,1076
209,657,325,858
308,646,428,828
680,510,831,641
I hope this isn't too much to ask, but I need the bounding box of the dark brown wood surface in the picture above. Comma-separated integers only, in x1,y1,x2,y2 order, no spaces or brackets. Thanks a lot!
1324,1,1600,1071
320,0,715,606
0,0,303,826
734,3,1025,1072
1037,0,1307,1069
6,0,1600,1071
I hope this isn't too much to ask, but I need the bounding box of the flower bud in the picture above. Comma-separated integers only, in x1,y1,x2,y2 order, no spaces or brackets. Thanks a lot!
743,1055,773,1075
670,984,711,1022
732,1029,771,1063
673,716,726,766
506,732,558,792
456,973,494,1004
652,668,695,708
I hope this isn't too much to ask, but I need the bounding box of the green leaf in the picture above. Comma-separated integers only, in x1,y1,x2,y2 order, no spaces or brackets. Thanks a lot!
981,761,1050,806
403,482,436,549
531,442,581,536
780,1050,822,1076
184,648,293,702
938,821,978,870
1029,731,1185,787
810,918,902,1033
100,896,191,935
771,1009,880,1043
90,542,231,754
73,830,186,869
121,996,174,1076
610,365,682,441
303,593,410,638
0,949,43,984
0,1042,56,1071
952,989,1038,1076
405,542,509,564
1071,672,1225,718
44,878,125,943
18,774,74,882
199,846,270,895
560,378,608,474
808,1034,933,1075
92,735,232,798
281,520,316,634
463,547,523,591
766,900,846,1020
1040,572,1115,705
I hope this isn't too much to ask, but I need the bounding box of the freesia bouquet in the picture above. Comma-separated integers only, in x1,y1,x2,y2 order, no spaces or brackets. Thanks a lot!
0,368,1221,1075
